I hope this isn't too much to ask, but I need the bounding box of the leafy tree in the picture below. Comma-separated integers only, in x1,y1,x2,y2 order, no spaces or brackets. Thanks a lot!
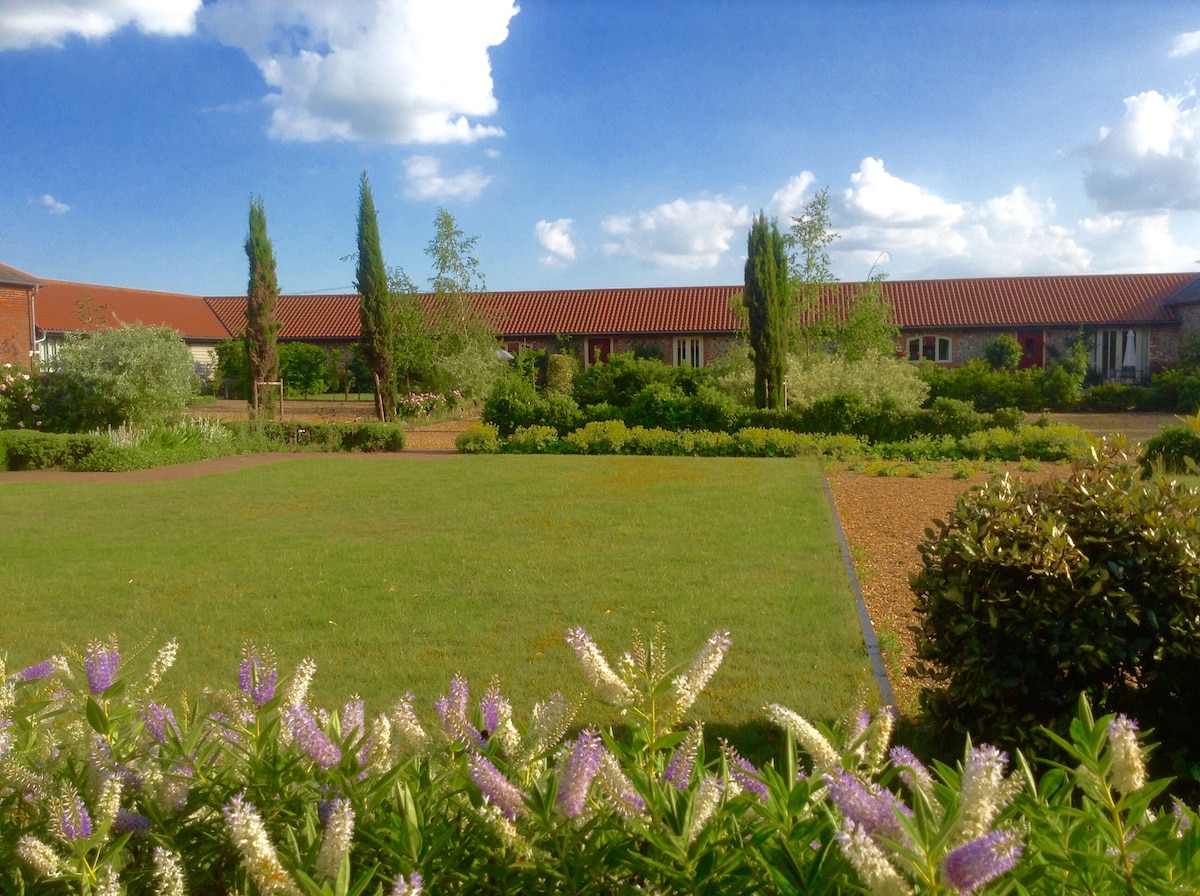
214,338,249,399
40,325,197,430
423,207,502,399
355,172,396,421
387,266,437,394
278,342,329,397
743,212,790,409
244,197,281,415
788,189,899,362
788,189,838,360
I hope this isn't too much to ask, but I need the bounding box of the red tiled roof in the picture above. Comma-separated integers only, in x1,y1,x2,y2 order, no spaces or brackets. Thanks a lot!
35,278,230,339
206,295,362,340
0,262,40,286
871,273,1196,329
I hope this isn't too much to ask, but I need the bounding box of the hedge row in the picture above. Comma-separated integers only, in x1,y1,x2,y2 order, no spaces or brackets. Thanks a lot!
456,420,1093,462
0,422,405,471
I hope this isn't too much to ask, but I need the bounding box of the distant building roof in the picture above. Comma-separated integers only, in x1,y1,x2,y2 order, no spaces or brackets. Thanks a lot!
34,278,229,339
0,262,40,288
206,294,361,340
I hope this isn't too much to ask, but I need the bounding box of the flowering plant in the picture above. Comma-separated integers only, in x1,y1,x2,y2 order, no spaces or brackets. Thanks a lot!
0,631,1195,894
397,390,462,418
0,362,42,429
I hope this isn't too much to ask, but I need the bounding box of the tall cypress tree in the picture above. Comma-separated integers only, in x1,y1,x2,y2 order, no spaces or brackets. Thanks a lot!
743,212,790,409
355,172,396,422
244,196,280,415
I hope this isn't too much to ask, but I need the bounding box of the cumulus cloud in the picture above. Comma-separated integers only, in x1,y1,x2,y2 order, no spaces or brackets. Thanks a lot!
798,157,1195,279
1079,90,1200,211
535,219,576,267
37,194,70,214
601,198,752,270
199,0,517,144
0,0,200,50
404,156,492,201
1169,29,1200,58
765,171,816,220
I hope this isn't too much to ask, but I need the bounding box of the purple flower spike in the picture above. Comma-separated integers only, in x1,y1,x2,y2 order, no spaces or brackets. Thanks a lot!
15,658,57,682
557,729,603,818
825,770,911,843
392,872,423,895
467,754,527,820
238,651,277,707
435,676,485,749
85,642,120,695
60,791,93,842
941,829,1022,895
284,705,342,770
723,741,768,804
113,808,152,838
141,703,180,746
665,726,703,790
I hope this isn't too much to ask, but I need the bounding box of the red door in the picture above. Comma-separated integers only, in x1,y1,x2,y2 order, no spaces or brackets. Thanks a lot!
586,338,612,367
1016,329,1044,369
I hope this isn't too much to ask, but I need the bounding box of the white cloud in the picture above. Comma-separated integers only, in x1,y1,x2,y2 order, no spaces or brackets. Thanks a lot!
199,0,517,144
403,156,492,201
765,171,816,220
37,194,70,214
535,219,576,267
1080,90,1200,211
0,0,200,50
1169,29,1200,58
601,198,752,270
798,158,1200,279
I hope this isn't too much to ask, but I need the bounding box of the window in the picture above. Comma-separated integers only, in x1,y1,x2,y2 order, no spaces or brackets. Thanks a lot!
1096,329,1142,379
674,336,703,367
906,335,951,363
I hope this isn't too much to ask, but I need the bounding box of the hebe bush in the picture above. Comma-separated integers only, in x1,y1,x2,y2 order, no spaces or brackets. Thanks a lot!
0,430,106,470
912,448,1200,773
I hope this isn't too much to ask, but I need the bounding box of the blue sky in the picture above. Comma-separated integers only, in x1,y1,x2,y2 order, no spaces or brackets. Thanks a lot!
2,1,1199,296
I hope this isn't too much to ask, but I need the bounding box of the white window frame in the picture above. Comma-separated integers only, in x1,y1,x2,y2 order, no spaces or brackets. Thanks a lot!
906,334,952,363
674,336,704,368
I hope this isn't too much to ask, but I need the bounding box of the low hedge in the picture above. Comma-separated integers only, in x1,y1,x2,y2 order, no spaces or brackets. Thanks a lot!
220,421,405,452
0,430,107,470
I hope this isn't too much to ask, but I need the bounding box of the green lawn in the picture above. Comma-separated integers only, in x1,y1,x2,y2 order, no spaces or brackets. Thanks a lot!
1,456,873,742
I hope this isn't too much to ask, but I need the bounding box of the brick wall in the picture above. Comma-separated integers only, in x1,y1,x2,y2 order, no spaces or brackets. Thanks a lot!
0,285,33,366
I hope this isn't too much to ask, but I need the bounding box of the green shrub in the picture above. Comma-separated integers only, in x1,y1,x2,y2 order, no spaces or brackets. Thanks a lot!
786,350,929,414
39,324,199,431
542,392,583,435
564,419,630,454
544,352,577,396
985,334,1022,370
571,352,680,408
1148,368,1200,413
796,394,871,435
279,341,330,397
912,451,1200,772
455,422,501,453
989,406,1027,431
340,423,405,452
0,430,107,470
928,397,987,437
481,371,544,437
681,429,736,456
624,382,691,431
1140,423,1200,474
504,424,562,454
0,363,41,430
1080,382,1152,412
731,427,817,457
622,426,686,456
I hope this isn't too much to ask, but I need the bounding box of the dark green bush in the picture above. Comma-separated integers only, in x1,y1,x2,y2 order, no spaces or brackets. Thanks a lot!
919,359,1075,412
912,452,1200,772
544,353,576,396
1140,424,1200,474
0,431,107,470
624,382,691,431
985,334,1022,370
1148,368,1200,413
795,394,871,435
1080,383,1152,412
571,353,683,408
928,397,988,438
541,392,584,435
482,372,544,437
340,423,405,452
989,406,1027,432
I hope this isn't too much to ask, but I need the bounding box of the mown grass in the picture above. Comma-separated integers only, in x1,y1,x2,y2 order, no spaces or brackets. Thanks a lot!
1,456,873,750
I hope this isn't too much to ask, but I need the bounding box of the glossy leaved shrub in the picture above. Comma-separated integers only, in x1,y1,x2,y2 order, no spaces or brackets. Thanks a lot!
912,446,1200,776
